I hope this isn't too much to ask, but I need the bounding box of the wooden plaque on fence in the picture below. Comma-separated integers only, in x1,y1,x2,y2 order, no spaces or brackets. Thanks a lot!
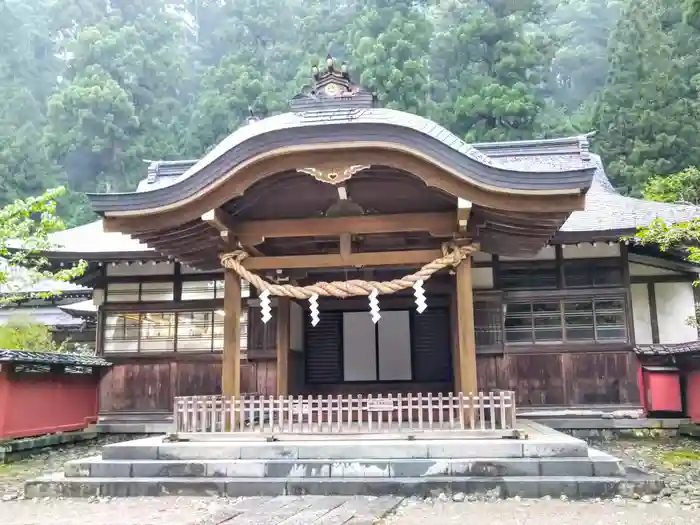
365,399,395,411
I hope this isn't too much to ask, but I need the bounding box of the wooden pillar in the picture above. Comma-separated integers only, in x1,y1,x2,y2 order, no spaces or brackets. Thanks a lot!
455,255,478,394
450,292,462,393
276,297,290,396
222,268,242,398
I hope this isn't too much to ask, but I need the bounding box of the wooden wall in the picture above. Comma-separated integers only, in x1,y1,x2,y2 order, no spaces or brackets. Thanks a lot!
477,350,640,407
99,356,278,413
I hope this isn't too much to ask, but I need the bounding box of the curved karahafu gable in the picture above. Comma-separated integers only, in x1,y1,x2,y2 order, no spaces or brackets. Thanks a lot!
88,58,595,234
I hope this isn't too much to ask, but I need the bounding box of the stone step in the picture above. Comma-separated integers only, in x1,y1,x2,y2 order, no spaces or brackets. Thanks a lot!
102,436,590,461
64,455,624,479
26,473,638,500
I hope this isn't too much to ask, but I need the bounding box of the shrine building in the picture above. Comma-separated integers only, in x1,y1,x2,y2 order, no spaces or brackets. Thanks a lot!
42,58,700,431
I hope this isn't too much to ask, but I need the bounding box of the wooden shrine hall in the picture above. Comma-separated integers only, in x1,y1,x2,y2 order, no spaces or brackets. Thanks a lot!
41,56,700,431
87,57,592,406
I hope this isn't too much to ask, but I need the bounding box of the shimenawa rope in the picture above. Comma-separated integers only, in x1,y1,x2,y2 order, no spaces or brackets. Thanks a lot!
220,242,477,300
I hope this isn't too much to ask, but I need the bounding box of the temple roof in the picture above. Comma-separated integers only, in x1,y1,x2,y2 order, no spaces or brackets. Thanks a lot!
41,133,700,261
635,341,700,357
0,349,110,367
88,108,594,215
0,305,88,328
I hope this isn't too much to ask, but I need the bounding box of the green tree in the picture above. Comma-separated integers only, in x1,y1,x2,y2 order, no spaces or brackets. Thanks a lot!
0,0,62,207
544,0,621,112
346,0,432,114
594,0,700,195
44,0,194,224
0,314,65,352
643,167,700,205
428,0,555,142
0,187,86,297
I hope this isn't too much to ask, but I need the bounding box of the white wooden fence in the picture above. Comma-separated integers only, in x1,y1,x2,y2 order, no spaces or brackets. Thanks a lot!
173,392,517,435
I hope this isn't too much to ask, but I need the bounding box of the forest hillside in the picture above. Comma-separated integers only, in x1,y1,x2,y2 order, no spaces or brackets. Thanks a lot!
2,0,700,225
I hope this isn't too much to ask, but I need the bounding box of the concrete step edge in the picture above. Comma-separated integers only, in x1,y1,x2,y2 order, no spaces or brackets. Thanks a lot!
26,474,632,500
64,456,623,480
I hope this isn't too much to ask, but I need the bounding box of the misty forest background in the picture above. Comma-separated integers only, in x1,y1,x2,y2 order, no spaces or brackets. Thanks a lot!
2,0,700,228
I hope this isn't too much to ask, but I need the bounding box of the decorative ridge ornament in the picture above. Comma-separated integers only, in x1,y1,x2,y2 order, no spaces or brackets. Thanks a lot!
297,165,370,185
290,55,376,111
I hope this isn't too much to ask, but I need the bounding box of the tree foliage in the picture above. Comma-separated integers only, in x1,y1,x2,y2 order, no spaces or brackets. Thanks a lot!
643,167,700,205
0,187,86,297
0,314,65,352
0,0,700,222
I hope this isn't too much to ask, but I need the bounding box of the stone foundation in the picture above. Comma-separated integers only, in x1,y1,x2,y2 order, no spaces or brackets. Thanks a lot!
25,421,662,499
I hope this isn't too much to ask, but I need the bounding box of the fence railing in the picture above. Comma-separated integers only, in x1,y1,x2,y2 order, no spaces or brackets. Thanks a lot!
173,392,517,435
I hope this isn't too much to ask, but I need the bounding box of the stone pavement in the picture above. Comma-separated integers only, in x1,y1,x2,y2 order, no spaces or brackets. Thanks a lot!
0,495,402,525
3,496,700,525
381,499,700,525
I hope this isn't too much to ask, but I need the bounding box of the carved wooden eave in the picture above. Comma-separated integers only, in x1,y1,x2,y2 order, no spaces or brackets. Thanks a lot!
83,59,599,268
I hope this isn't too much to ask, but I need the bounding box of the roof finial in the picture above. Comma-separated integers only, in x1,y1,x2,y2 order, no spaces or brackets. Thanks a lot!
578,135,591,161
291,54,375,110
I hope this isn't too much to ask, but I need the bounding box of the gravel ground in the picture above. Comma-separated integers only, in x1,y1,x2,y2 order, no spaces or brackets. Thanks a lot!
0,435,134,498
381,499,700,525
0,496,243,525
597,436,700,506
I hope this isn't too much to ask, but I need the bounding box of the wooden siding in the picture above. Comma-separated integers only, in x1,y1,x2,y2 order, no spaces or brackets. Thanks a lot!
247,306,277,359
98,356,278,414
476,350,640,407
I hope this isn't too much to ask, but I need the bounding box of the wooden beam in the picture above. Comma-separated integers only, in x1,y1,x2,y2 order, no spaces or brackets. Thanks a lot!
202,208,236,234
339,233,352,260
222,269,242,399
203,208,264,256
241,249,442,270
276,297,290,396
457,198,471,234
232,212,455,239
455,256,478,394
647,282,660,344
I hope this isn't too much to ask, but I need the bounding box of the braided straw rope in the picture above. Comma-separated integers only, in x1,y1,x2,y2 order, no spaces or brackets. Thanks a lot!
220,243,478,300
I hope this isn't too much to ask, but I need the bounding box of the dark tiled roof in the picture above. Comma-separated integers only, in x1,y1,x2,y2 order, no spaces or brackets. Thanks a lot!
634,341,700,357
0,349,111,367
482,136,700,235
42,133,700,256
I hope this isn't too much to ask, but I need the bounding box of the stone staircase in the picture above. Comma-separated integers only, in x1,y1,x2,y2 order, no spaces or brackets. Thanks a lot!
25,421,661,499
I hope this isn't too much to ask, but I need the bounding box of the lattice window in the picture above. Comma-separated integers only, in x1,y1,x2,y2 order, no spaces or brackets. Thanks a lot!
563,260,623,288
499,263,558,290
503,296,628,345
104,309,247,354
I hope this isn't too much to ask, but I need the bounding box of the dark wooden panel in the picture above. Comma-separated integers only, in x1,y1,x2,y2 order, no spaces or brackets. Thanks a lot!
247,306,277,357
305,311,343,384
511,354,565,406
253,360,277,396
476,349,640,407
288,351,305,395
99,361,172,412
307,382,452,396
173,361,221,398
412,308,452,382
240,361,257,394
563,351,640,405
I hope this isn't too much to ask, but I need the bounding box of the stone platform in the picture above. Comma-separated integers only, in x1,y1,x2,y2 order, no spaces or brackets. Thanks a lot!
25,421,661,500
